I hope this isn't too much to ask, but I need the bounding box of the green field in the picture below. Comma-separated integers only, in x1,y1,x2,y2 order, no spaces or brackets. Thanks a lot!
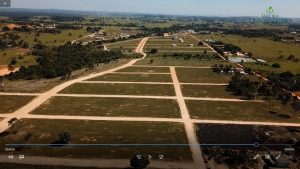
187,100,300,123
32,97,180,118
0,95,35,114
196,34,300,62
18,29,90,46
0,48,36,66
88,73,173,82
181,85,241,99
145,36,213,54
60,83,175,96
176,68,232,83
134,57,226,67
116,66,170,73
244,61,300,74
1,119,192,160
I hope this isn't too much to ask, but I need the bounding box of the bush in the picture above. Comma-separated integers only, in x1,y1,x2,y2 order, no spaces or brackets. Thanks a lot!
150,48,158,54
271,63,281,68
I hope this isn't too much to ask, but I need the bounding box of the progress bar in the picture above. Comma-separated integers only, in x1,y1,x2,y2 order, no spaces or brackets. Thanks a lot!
5,143,294,148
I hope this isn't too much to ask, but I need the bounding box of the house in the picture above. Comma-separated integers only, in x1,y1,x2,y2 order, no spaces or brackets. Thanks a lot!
163,33,169,37
188,44,194,47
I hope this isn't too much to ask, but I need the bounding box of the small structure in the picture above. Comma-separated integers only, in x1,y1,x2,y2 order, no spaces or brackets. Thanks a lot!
188,44,194,47
171,44,177,47
163,33,169,37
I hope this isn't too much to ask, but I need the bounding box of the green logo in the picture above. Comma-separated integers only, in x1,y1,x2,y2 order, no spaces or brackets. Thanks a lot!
266,6,274,14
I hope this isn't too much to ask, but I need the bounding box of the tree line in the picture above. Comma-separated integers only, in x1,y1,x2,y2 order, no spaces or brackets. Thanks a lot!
1,42,124,80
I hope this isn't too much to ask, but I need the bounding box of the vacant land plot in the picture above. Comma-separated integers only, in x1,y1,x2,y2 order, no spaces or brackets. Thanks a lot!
187,100,300,123
145,36,213,54
18,29,90,46
181,85,241,99
176,68,232,83
1,119,192,160
60,83,175,96
32,97,180,118
88,73,173,82
134,58,226,67
0,95,35,114
116,66,170,73
197,34,300,62
0,48,36,66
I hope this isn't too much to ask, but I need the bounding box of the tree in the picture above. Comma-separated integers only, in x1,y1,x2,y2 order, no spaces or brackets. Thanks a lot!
68,32,72,36
272,63,281,68
287,55,295,60
150,48,158,54
149,59,154,64
130,155,150,169
248,52,253,58
9,58,17,65
198,41,204,46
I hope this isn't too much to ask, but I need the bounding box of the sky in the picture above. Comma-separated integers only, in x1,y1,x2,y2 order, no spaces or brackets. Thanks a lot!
11,0,300,17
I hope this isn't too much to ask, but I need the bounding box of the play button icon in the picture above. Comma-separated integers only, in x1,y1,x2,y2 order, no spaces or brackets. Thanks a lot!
0,0,11,7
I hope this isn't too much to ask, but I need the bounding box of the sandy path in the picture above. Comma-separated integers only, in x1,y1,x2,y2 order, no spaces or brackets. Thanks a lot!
170,67,206,169
0,92,41,96
131,65,211,69
0,155,195,169
80,81,227,86
111,72,170,75
56,94,176,100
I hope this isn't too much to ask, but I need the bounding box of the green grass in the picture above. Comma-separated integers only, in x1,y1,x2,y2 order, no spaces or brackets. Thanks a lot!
244,61,300,74
32,97,180,118
116,66,170,73
187,100,300,123
88,73,173,82
176,68,232,83
1,119,192,160
181,85,242,99
18,29,90,46
0,95,35,114
196,34,300,62
134,57,225,67
60,83,175,96
0,48,36,66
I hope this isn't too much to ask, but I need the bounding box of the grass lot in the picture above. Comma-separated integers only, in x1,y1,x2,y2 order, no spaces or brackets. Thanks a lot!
187,100,300,123
244,61,300,74
176,68,232,83
0,95,35,114
32,97,180,118
0,48,36,66
196,34,300,62
134,57,226,67
88,73,172,82
107,39,142,55
18,29,90,46
60,83,175,96
1,119,192,160
181,85,242,99
145,36,213,54
116,66,170,73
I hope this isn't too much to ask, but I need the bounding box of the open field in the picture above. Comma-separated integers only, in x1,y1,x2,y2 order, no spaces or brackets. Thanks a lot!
18,29,90,46
60,83,175,96
134,58,226,67
176,68,232,83
0,95,35,114
187,100,300,123
144,36,213,54
196,34,300,62
88,73,173,82
181,85,241,99
0,48,36,66
116,66,170,73
32,97,180,118
0,119,192,160
244,61,300,74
